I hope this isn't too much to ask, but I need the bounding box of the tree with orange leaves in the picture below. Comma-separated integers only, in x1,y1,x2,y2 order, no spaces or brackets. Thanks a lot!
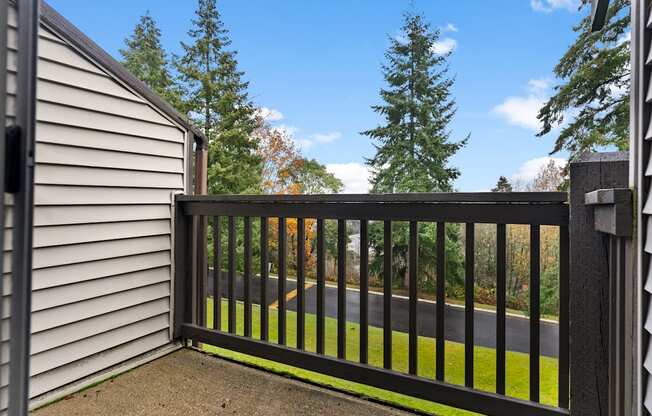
254,116,343,277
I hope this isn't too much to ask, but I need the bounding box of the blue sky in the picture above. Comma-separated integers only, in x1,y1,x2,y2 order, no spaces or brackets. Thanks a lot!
47,0,586,192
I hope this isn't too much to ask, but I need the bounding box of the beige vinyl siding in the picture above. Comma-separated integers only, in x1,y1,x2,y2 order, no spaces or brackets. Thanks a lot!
34,185,177,205
3,219,171,251
4,7,188,405
6,205,172,228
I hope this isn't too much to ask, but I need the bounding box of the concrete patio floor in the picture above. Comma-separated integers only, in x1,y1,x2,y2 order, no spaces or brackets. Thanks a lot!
32,348,416,416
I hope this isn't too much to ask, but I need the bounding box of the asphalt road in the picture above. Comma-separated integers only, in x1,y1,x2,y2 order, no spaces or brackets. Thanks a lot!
207,272,559,358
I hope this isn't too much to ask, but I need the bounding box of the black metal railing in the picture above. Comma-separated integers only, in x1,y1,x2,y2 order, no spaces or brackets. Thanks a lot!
173,193,570,416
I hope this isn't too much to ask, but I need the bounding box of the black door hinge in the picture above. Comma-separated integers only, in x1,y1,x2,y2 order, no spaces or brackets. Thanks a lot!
5,125,21,194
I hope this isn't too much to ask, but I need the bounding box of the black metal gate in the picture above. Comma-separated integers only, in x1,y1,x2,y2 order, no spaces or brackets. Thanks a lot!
1,0,39,414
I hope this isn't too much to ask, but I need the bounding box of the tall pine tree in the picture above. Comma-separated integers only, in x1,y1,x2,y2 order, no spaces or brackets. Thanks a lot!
364,13,467,193
492,176,513,192
120,12,182,110
364,14,466,290
176,0,261,194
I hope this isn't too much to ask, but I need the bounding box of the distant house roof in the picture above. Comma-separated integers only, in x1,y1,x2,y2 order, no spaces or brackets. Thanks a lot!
40,1,208,149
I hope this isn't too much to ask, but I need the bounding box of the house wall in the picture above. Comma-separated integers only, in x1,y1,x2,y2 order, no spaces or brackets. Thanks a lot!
3,5,187,406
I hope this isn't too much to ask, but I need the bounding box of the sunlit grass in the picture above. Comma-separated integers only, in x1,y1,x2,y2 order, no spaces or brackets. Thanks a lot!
203,298,558,416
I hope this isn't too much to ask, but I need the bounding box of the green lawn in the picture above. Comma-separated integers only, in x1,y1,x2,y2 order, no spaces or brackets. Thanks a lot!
203,298,558,416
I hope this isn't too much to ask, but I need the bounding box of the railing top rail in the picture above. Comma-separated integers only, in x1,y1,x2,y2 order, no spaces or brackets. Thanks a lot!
176,193,569,226
176,192,568,204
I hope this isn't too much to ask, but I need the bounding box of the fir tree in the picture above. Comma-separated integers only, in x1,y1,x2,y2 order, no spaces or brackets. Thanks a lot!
120,12,182,110
176,0,261,194
492,176,513,192
363,13,467,193
364,13,466,289
537,0,629,156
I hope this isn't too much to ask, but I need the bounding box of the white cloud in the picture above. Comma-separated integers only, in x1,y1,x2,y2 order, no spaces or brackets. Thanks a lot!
493,95,546,130
294,131,343,149
326,163,371,194
256,107,284,122
493,78,552,131
309,131,342,144
431,38,457,55
527,78,552,95
443,23,458,32
531,0,579,13
511,156,566,183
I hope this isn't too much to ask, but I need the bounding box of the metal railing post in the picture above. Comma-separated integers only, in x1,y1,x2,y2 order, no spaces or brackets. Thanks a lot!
173,197,192,339
568,152,630,416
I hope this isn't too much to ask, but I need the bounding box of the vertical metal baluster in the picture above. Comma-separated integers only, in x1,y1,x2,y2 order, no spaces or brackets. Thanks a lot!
197,216,207,331
436,222,446,381
408,221,418,375
243,217,252,337
530,224,540,402
337,219,347,359
316,218,326,354
260,217,269,341
278,217,287,345
297,218,306,350
558,226,569,408
496,223,507,395
384,220,392,369
212,216,221,331
190,216,199,347
465,222,475,387
360,220,369,364
228,216,236,334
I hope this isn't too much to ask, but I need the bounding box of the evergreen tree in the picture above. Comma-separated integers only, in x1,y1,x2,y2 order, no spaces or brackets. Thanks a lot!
176,0,261,194
537,0,629,156
364,13,466,290
363,13,467,193
120,12,182,110
492,176,513,192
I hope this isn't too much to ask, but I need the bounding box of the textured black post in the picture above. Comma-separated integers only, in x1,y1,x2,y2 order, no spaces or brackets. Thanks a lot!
569,152,628,416
173,200,190,338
